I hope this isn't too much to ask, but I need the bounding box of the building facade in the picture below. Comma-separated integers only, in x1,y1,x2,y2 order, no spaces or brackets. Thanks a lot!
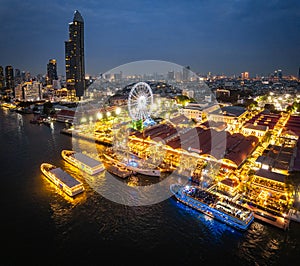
15,81,43,101
47,59,58,86
0,66,4,92
65,10,85,99
5,65,14,97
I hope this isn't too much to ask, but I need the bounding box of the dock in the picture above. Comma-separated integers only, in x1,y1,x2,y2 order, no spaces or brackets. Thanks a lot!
60,128,112,146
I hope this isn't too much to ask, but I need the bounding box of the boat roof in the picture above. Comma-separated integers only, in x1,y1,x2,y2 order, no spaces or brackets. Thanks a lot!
50,167,81,187
74,152,102,168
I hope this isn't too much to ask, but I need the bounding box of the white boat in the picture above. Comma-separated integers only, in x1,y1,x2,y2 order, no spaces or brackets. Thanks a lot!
103,152,161,177
40,163,84,197
125,158,161,177
61,150,105,175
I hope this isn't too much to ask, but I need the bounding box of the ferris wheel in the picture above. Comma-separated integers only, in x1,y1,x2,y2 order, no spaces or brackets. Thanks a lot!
128,82,153,121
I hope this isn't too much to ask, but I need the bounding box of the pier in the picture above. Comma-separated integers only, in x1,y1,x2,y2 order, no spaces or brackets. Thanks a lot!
60,128,112,146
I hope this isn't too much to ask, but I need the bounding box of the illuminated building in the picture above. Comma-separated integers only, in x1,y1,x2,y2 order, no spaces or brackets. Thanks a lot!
65,10,85,99
207,105,248,128
179,103,203,122
182,66,190,81
5,65,14,97
216,88,230,98
241,71,249,79
47,59,58,86
0,66,4,92
241,123,269,138
15,69,21,85
167,71,175,80
182,89,194,99
15,81,43,101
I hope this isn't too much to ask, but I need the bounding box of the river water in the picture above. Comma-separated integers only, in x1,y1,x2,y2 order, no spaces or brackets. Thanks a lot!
1,108,299,265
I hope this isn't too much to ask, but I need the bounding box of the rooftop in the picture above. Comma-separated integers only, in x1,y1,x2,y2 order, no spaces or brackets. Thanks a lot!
50,167,82,188
210,105,247,117
74,152,103,168
254,169,286,183
73,10,84,23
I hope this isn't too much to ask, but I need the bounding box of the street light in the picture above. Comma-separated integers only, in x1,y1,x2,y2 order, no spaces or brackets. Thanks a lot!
115,107,121,115
97,112,103,120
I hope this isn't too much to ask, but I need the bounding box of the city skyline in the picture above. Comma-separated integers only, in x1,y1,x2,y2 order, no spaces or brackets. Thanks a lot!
0,0,300,77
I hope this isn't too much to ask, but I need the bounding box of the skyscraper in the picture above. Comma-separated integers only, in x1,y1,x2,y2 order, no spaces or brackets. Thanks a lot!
0,66,4,92
65,10,85,99
241,72,249,79
183,66,190,81
15,69,21,85
47,59,58,86
5,65,14,97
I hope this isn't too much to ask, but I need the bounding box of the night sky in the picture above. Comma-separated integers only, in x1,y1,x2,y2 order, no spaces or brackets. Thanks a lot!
0,0,299,77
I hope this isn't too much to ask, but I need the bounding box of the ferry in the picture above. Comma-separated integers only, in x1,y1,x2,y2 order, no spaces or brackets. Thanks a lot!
103,152,161,177
105,164,134,179
101,153,134,178
40,163,84,197
170,184,254,231
61,150,105,175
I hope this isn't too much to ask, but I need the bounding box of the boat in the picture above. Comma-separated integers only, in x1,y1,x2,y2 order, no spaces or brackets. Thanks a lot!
105,164,134,179
103,150,161,177
170,184,254,231
61,150,105,175
40,163,84,197
101,153,134,179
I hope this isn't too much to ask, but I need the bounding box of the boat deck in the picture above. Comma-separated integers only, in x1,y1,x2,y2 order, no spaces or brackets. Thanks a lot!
106,164,133,179
50,167,82,188
72,152,103,168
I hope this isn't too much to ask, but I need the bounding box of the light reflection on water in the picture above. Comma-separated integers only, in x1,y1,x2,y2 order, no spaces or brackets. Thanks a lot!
1,108,300,265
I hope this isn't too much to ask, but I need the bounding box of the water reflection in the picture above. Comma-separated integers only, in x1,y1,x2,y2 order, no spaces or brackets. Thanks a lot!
171,198,242,240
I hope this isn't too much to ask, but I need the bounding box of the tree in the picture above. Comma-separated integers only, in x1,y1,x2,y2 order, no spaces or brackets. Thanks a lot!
264,103,275,112
175,95,190,106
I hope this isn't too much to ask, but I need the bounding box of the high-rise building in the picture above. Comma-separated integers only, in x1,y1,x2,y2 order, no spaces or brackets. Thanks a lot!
241,72,249,79
277,69,282,79
21,71,26,82
65,10,85,99
273,69,282,79
298,67,300,80
183,66,190,81
15,69,21,85
5,65,14,97
167,71,175,80
47,59,58,86
0,66,5,91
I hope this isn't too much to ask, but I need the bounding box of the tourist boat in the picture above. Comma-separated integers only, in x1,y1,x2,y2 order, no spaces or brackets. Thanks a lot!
40,163,84,197
103,152,161,177
105,164,134,179
170,184,254,231
61,150,105,175
101,153,134,179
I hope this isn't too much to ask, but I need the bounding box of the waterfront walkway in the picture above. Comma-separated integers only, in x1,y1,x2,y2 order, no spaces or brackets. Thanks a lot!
60,128,112,146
